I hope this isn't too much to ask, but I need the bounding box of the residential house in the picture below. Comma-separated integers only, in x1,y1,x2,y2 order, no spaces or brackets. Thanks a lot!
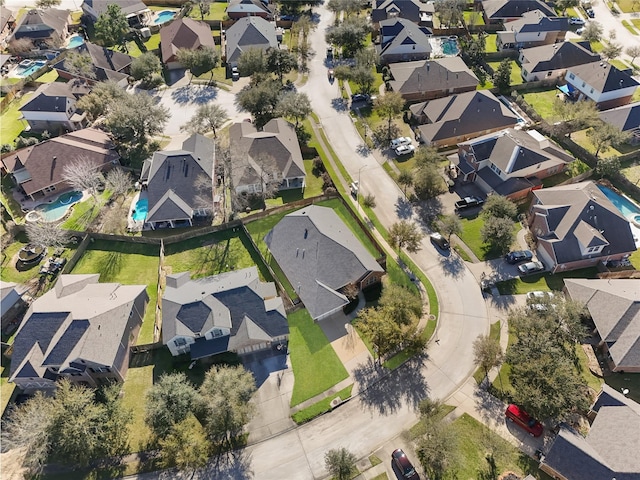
10,8,70,47
265,205,385,320
139,134,215,229
228,118,305,195
226,0,274,20
160,17,215,70
454,128,573,199
412,90,519,148
496,10,569,51
1,281,27,331
540,384,640,480
563,61,639,110
82,0,151,27
0,127,119,201
18,80,91,133
388,57,478,102
376,18,432,65
224,16,278,69
54,41,134,85
519,41,599,82
1,6,16,47
528,181,637,272
9,274,148,393
599,102,640,145
564,278,640,373
162,266,289,359
481,0,555,24
371,0,435,27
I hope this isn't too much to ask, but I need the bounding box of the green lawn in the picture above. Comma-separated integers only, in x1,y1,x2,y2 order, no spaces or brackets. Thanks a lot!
617,0,639,12
633,19,640,29
522,88,560,121
495,267,599,295
576,343,603,393
291,384,353,424
457,216,521,261
70,240,160,345
605,372,640,404
622,20,639,35
347,66,384,95
479,33,498,53
487,60,523,86
463,10,484,25
188,2,228,21
571,129,639,156
265,156,325,208
124,33,161,57
61,191,112,231
288,309,349,407
609,59,630,70
0,92,32,146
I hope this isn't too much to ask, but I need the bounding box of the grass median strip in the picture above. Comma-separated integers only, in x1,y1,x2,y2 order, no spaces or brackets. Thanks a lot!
292,384,353,424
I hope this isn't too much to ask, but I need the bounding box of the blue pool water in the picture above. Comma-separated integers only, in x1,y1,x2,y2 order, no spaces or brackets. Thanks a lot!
441,38,459,56
598,185,640,218
67,35,85,49
15,60,47,78
132,198,148,221
35,191,83,222
154,10,176,24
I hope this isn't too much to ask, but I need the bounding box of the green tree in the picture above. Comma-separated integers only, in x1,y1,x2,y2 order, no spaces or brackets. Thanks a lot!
551,98,599,136
473,334,503,381
145,373,200,438
356,306,405,363
437,214,462,242
177,46,220,83
181,103,229,137
351,64,375,94
416,410,458,480
64,51,96,79
398,170,414,197
333,65,352,83
327,0,363,17
266,48,298,83
36,0,61,6
481,194,517,220
493,58,512,93
199,365,256,450
626,45,640,64
277,91,312,127
460,33,486,67
326,17,369,57
237,48,267,76
435,0,465,28
582,21,603,43
236,77,282,127
555,0,578,14
481,216,515,254
324,447,358,480
195,0,213,20
586,121,630,157
159,416,211,478
389,220,424,253
94,4,130,48
595,155,621,178
601,42,622,60
380,284,423,325
105,92,169,145
374,92,405,143
130,52,162,84
76,80,127,121
413,164,445,200
96,384,134,458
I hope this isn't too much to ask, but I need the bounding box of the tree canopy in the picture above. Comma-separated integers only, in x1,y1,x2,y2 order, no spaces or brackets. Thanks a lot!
94,4,129,48
181,103,229,137
145,373,200,438
389,220,424,253
326,17,369,57
325,447,358,480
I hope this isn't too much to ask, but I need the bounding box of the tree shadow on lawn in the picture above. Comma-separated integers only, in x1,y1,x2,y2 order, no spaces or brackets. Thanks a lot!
92,250,125,282
354,354,429,415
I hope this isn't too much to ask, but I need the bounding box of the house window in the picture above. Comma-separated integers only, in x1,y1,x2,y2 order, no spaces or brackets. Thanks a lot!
590,88,594,94
582,82,586,87
546,71,552,77
174,338,187,347
569,73,575,80
212,328,223,337
489,163,502,176
90,366,111,373
523,70,528,77
586,246,602,254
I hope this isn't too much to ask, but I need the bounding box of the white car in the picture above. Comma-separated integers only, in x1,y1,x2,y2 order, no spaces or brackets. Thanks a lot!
576,27,585,35
394,144,415,156
390,137,412,148
569,17,585,25
527,291,556,301
527,291,557,311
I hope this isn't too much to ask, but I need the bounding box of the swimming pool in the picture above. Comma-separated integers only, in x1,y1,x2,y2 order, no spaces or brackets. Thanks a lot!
154,10,176,24
441,37,459,56
598,184,640,246
15,60,47,78
132,198,148,222
67,34,85,49
33,191,83,222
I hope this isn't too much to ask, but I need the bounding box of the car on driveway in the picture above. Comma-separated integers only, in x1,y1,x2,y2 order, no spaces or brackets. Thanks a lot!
455,196,484,211
518,261,545,275
527,291,556,311
576,26,585,35
586,7,595,17
505,404,543,437
351,93,368,103
392,449,419,479
430,232,450,250
505,250,533,264
569,16,585,24
391,136,412,148
395,144,415,156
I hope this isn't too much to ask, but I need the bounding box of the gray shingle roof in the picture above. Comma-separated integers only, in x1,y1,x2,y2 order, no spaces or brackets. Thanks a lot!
372,0,430,23
377,18,432,59
599,101,640,133
53,42,133,82
226,0,273,16
82,0,147,17
264,205,384,320
482,0,555,20
389,57,478,96
520,41,599,74
567,61,640,94
13,8,69,40
19,80,89,114
225,16,277,65
503,9,569,33
160,17,215,64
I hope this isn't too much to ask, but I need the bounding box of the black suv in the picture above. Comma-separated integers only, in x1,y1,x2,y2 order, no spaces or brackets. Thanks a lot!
505,250,533,264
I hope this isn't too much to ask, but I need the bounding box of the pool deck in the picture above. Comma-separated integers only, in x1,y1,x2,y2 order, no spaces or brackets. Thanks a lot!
15,189,90,221
127,190,146,232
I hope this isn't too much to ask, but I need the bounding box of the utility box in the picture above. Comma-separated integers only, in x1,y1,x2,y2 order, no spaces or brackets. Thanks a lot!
140,27,151,39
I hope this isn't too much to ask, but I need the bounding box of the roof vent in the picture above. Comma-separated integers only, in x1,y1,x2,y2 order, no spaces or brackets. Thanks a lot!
599,62,603,66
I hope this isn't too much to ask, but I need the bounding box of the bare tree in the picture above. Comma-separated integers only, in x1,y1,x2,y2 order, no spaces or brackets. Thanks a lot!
26,221,69,248
7,38,32,55
64,52,96,80
192,173,214,213
105,167,133,204
62,157,105,201
473,333,503,382
180,104,229,137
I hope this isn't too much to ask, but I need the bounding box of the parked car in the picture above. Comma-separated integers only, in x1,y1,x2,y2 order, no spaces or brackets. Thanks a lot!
430,232,450,250
392,449,419,479
586,7,595,17
505,404,544,437
351,93,368,103
391,136,412,148
576,26,585,35
569,16,585,24
395,144,415,156
231,66,239,81
454,196,484,211
527,291,556,311
505,250,533,264
518,261,545,275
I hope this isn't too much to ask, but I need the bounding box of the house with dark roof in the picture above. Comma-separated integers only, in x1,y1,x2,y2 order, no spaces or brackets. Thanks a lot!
226,0,274,20
82,0,151,27
454,128,572,199
139,134,214,229
527,181,637,272
412,90,519,147
1,6,16,47
564,61,639,110
1,281,27,331
18,80,91,133
481,0,555,24
265,205,385,320
496,10,569,51
599,102,640,145
223,16,278,69
228,118,305,195
388,57,478,102
519,41,599,82
54,41,134,85
11,8,70,46
162,266,288,359
371,0,435,27
376,18,432,65
1,127,119,201
9,274,148,393
160,17,215,70
540,384,640,480
564,279,640,372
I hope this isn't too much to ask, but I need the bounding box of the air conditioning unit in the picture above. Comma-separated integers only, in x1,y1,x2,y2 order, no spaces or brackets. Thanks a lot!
140,27,151,39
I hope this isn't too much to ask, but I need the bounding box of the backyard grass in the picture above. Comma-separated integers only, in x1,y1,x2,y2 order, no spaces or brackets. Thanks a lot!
487,60,522,86
0,92,33,146
188,2,228,21
576,343,603,393
291,384,353,424
478,33,498,53
457,216,521,261
522,88,560,121
61,191,112,231
1,174,24,224
569,129,639,156
617,0,639,12
265,158,325,208
124,33,161,57
288,308,349,407
473,321,501,384
36,69,59,83
70,239,160,345
495,267,599,295
605,372,640,404
463,10,484,25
